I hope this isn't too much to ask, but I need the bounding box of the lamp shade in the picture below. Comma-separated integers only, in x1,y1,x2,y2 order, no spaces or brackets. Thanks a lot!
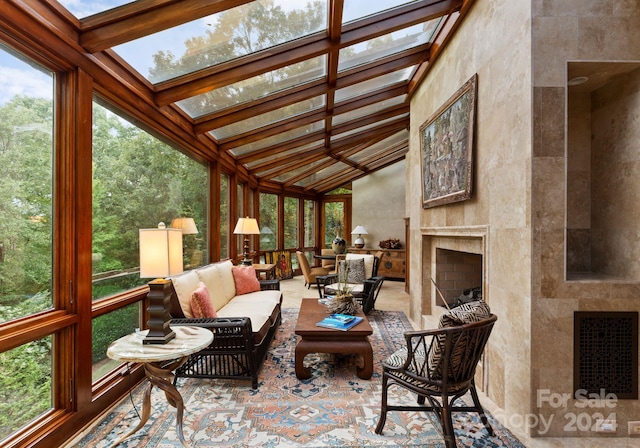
170,217,198,235
351,225,368,235
234,217,261,235
139,225,183,278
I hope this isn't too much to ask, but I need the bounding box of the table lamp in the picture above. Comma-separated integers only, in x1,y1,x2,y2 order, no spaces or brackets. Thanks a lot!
351,225,368,248
170,217,198,235
234,217,261,265
139,222,183,344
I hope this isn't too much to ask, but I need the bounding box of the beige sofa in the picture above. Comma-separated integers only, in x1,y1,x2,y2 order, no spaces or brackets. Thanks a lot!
167,260,282,389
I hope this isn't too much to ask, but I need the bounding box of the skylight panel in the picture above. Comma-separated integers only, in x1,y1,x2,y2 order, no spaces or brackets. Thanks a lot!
338,19,441,73
247,141,323,170
57,0,133,19
295,161,350,188
113,0,328,84
342,0,418,24
333,96,407,126
176,56,326,118
335,66,414,103
272,159,328,182
228,121,324,157
347,130,408,163
211,95,325,141
332,113,407,141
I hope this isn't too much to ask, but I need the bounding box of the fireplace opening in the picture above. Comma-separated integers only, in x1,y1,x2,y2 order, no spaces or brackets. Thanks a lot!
435,248,483,308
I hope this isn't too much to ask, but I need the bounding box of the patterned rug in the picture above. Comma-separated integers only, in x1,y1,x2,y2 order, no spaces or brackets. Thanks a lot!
74,309,525,447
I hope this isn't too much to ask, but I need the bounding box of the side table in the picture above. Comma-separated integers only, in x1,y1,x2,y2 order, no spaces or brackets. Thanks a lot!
253,262,277,279
107,325,213,448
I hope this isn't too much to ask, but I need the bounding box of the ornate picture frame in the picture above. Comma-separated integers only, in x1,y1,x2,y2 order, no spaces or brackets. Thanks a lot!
420,74,477,208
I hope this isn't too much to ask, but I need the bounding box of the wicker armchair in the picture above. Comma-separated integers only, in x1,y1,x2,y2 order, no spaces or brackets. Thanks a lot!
375,313,497,448
315,254,380,301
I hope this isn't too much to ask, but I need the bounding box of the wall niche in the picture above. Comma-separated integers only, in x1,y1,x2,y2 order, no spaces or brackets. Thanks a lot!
566,61,640,281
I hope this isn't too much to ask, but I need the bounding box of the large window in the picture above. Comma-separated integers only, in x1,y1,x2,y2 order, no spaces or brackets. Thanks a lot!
91,100,209,301
0,45,54,440
220,173,230,258
284,197,299,249
92,303,140,381
259,192,278,250
324,201,345,247
304,199,315,248
236,183,244,254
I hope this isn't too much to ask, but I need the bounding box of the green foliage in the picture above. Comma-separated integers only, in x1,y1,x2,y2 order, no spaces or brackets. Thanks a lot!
324,202,345,246
0,95,53,305
284,197,299,249
92,305,139,364
91,102,208,296
0,337,52,439
259,193,278,250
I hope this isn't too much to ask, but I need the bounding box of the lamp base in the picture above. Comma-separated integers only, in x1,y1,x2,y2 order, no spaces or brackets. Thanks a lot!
354,236,365,249
241,258,253,266
144,279,176,345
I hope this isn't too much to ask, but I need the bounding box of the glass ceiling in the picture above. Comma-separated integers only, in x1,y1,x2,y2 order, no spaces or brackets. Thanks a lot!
53,0,467,193
114,0,329,84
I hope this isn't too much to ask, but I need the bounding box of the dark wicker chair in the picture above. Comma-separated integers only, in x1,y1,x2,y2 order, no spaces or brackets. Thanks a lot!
315,255,381,300
356,276,385,314
375,314,497,448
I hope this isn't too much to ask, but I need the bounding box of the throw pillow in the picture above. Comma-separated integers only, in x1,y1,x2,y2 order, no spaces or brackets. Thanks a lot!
232,265,261,295
190,282,218,318
440,299,491,327
338,258,366,283
428,300,491,379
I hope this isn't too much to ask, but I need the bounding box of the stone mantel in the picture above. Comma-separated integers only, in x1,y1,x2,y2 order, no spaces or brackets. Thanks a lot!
420,225,489,238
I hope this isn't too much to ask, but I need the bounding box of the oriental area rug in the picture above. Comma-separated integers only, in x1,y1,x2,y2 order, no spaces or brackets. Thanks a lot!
73,309,525,447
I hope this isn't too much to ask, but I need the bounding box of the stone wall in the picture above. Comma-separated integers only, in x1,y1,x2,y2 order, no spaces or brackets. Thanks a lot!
532,0,640,438
408,0,532,434
352,160,406,249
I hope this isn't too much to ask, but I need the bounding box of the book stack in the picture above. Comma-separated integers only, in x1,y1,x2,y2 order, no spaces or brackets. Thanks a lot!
316,313,363,331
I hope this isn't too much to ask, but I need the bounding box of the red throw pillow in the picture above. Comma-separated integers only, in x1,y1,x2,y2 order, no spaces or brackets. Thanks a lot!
232,265,261,295
190,282,218,318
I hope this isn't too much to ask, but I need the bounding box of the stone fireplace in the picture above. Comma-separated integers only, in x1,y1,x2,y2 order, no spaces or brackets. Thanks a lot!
421,226,488,316
421,226,490,389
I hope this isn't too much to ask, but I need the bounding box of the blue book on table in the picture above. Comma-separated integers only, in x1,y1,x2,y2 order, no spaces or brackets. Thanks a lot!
316,314,363,331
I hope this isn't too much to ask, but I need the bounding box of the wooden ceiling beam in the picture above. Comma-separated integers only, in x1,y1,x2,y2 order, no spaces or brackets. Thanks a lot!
214,109,328,146
340,0,462,45
194,82,327,133
155,35,333,105
194,48,422,134
331,104,409,137
154,1,458,105
80,0,254,52
230,131,326,163
253,151,327,179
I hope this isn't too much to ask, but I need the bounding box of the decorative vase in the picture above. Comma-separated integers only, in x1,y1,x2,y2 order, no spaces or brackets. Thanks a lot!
332,236,346,254
328,294,359,315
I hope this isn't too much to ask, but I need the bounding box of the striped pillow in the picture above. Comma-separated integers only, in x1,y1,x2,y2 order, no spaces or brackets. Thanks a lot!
428,300,491,379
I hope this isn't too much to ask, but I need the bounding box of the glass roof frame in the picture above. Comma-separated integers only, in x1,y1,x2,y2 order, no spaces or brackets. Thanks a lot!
55,0,468,193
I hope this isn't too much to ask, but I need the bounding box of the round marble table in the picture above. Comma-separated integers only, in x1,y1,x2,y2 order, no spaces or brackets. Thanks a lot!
107,325,213,448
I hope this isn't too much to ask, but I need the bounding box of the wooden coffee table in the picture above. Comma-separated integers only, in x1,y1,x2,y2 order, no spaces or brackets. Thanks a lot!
294,298,373,379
